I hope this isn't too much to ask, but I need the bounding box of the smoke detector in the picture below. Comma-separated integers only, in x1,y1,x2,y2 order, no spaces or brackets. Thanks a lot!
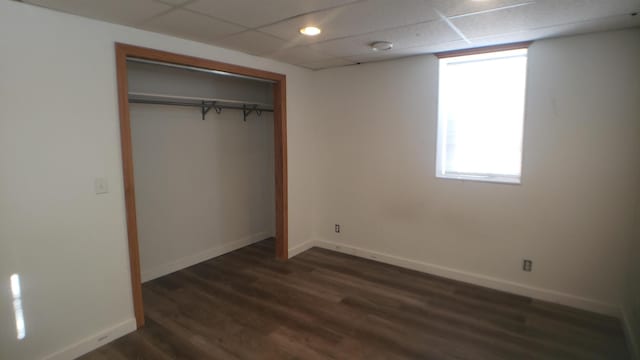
370,41,393,51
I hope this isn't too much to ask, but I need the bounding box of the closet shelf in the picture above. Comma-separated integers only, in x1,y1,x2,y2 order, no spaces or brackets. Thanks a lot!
128,92,273,121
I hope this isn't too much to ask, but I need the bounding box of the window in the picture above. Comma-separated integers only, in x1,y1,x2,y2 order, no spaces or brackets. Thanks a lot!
436,47,528,184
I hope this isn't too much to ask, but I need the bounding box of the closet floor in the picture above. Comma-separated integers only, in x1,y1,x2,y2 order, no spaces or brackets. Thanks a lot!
79,239,630,360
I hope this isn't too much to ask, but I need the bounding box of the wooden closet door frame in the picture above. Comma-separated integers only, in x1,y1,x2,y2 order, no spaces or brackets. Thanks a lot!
115,43,288,328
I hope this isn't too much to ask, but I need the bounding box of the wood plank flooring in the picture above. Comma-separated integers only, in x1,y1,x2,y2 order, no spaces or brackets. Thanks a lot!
79,239,630,359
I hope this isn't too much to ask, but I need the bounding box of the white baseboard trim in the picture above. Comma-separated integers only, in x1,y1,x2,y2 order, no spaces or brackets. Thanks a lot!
288,239,316,258
42,318,136,360
623,306,639,360
141,232,270,282
315,239,620,317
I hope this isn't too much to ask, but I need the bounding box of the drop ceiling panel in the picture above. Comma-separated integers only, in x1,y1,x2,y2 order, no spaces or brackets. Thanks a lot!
185,0,359,28
310,20,461,57
268,46,334,65
344,41,469,63
20,0,640,70
156,0,193,6
345,49,418,63
298,57,355,70
141,9,246,43
349,12,640,63
453,0,640,39
430,0,534,17
466,12,640,46
215,31,291,56
258,0,441,43
25,0,171,26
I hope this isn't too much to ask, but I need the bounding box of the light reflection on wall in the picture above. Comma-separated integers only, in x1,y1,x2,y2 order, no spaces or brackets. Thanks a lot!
10,274,26,340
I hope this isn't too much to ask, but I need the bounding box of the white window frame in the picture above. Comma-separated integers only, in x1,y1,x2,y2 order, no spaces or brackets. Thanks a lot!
435,47,528,185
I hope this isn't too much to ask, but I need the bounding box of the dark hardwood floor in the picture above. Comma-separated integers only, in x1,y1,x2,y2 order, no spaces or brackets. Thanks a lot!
79,239,630,359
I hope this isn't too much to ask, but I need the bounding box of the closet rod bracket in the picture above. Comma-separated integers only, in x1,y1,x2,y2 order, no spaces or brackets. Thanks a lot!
201,101,214,120
242,104,258,122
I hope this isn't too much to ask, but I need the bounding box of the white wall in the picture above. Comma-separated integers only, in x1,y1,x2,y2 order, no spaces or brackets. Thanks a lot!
310,29,640,315
0,1,315,359
624,195,640,359
131,104,275,282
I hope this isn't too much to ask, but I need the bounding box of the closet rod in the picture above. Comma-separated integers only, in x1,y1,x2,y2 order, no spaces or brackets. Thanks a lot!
129,98,273,121
129,98,274,112
127,57,277,84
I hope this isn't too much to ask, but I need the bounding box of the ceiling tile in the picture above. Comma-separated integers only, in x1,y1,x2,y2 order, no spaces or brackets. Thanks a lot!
466,12,640,46
452,0,640,39
345,46,433,63
155,0,193,6
141,9,246,43
267,46,334,65
298,57,356,70
431,0,535,18
214,31,291,56
258,0,441,43
376,12,640,58
345,53,413,64
185,0,359,28
21,0,640,70
310,19,461,57
25,0,171,25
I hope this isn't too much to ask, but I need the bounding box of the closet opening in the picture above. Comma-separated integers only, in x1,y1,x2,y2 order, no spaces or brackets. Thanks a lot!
115,43,288,328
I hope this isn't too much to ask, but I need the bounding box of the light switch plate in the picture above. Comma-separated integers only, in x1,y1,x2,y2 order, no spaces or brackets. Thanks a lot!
95,177,109,194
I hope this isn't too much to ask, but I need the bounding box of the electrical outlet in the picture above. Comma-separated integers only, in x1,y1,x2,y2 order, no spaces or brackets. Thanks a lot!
523,259,533,272
335,224,340,233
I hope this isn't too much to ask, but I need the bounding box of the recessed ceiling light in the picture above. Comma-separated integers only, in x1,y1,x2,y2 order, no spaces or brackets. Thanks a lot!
370,41,393,51
300,26,321,36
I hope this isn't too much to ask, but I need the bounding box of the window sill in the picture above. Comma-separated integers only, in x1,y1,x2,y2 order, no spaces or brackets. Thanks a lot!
436,173,521,185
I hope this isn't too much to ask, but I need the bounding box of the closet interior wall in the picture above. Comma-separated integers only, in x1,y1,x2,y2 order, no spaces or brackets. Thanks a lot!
127,61,276,282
